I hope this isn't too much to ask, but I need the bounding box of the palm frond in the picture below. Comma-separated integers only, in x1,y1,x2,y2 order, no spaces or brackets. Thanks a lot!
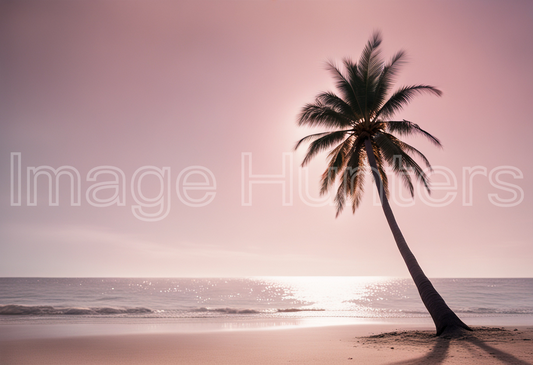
357,31,383,83
334,141,366,216
375,133,431,194
341,59,366,120
294,131,330,150
374,134,415,196
320,136,355,195
298,102,353,129
334,176,348,217
399,152,430,193
301,130,350,167
377,85,442,120
316,91,358,122
373,145,390,199
371,50,407,113
356,31,384,116
380,132,433,169
385,120,442,147
345,141,367,213
326,61,363,116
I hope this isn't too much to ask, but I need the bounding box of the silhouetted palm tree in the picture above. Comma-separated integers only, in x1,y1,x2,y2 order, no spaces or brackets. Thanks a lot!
295,31,470,336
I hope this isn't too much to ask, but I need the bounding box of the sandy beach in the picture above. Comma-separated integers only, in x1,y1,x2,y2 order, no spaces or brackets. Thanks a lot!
1,324,532,365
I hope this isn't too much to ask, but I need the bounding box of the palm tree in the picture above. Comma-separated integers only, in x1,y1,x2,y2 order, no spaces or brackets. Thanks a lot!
295,31,470,336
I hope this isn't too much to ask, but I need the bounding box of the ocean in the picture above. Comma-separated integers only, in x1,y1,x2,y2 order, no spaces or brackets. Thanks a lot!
1,277,532,339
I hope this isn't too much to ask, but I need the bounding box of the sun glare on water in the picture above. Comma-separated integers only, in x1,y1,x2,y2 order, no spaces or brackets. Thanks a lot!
257,276,398,315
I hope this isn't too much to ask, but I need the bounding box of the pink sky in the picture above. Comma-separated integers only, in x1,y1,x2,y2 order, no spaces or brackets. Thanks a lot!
1,0,532,277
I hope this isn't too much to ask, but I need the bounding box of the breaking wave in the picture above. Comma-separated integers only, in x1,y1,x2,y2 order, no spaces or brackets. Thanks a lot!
191,307,260,314
276,308,326,313
0,304,152,316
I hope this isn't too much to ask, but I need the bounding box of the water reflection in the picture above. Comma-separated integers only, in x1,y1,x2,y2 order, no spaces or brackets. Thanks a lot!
257,276,411,316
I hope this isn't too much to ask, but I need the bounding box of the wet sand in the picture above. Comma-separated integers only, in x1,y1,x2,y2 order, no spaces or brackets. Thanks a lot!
1,324,532,364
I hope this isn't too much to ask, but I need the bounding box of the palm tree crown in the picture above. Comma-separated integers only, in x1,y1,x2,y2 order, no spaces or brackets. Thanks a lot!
296,31,442,215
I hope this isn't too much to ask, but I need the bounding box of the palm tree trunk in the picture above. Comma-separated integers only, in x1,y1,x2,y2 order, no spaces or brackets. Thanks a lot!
364,138,470,336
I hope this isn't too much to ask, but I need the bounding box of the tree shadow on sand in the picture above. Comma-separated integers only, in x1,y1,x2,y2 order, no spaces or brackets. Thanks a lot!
363,327,532,365
460,335,532,365
385,336,450,365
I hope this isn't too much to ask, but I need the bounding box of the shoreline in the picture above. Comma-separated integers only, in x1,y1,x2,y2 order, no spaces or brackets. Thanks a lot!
2,315,533,341
1,319,533,364
0,317,429,341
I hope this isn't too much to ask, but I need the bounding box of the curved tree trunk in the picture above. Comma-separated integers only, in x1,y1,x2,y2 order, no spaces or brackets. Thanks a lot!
364,138,470,336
